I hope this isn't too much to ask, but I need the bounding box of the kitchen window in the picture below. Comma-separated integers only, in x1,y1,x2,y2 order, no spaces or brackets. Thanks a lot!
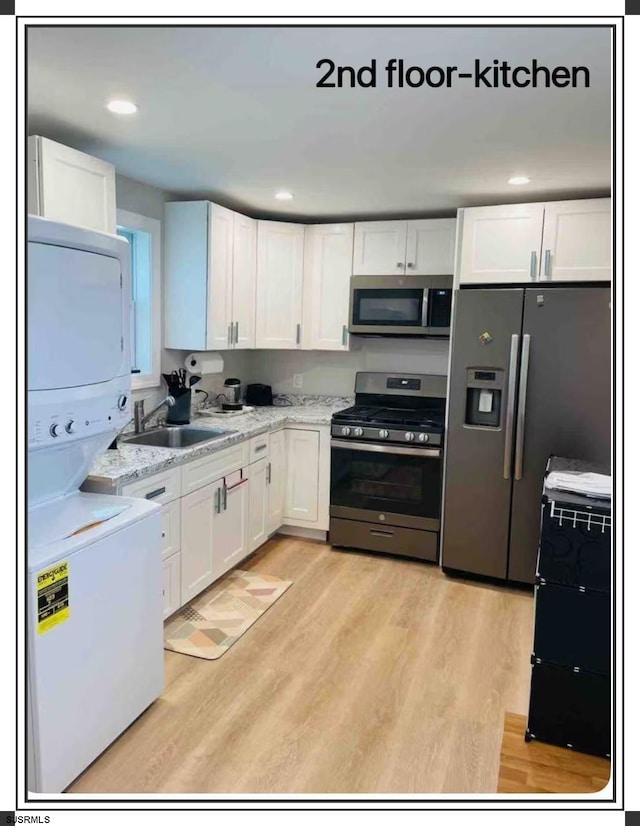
116,209,161,389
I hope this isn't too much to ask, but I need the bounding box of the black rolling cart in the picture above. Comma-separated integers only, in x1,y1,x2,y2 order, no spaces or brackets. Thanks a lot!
525,456,611,758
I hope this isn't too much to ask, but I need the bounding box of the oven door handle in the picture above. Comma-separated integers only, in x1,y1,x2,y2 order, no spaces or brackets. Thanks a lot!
331,439,441,459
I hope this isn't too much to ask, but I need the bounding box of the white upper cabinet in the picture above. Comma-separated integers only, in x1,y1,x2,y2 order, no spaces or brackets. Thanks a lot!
406,218,457,274
302,223,354,351
164,201,256,351
28,136,116,234
457,203,545,285
457,198,611,285
353,219,456,276
353,221,407,275
206,204,235,350
231,212,257,348
539,198,611,282
255,221,305,349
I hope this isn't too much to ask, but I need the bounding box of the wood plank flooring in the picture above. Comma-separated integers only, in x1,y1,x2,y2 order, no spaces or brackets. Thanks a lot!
68,536,534,794
497,713,610,793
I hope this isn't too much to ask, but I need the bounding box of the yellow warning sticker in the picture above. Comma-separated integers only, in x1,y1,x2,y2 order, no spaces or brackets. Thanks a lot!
36,561,69,635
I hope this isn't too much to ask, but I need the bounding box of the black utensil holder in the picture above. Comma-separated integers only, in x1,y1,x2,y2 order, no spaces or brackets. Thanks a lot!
166,390,191,425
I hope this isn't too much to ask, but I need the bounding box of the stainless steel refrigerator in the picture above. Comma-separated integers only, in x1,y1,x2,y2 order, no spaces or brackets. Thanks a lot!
441,286,611,584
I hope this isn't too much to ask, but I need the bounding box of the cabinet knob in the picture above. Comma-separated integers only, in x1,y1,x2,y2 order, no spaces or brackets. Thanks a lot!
407,262,415,269
396,262,404,268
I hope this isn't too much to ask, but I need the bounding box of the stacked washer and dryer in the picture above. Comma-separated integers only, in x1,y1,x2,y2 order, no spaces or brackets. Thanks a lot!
27,216,164,793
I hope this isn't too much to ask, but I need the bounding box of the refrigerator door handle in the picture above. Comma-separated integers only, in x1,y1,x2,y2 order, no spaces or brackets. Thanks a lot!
503,333,520,480
514,334,531,481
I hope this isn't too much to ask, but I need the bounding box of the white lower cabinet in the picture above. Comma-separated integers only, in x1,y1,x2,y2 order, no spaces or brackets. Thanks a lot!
267,430,286,534
162,552,181,619
248,457,269,552
84,425,330,611
160,499,181,560
283,425,330,530
217,471,249,572
180,481,220,605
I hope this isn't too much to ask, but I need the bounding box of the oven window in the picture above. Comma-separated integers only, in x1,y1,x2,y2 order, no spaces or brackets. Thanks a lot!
428,289,452,329
352,288,425,326
331,446,441,520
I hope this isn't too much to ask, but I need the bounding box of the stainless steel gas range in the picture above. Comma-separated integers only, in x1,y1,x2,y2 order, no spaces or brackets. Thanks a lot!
329,371,447,562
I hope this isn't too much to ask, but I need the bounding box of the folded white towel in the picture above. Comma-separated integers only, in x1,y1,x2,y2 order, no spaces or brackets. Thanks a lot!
546,470,611,499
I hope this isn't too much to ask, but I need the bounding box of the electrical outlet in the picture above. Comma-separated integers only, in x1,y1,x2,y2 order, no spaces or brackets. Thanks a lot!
292,374,303,389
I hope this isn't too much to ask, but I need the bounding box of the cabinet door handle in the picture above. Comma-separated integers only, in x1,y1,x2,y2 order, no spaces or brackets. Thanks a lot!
529,251,538,280
146,487,166,500
227,323,232,345
214,487,221,514
514,334,531,481
234,321,239,344
296,323,301,345
543,249,552,280
342,324,348,347
222,484,228,510
267,462,271,484
370,529,394,538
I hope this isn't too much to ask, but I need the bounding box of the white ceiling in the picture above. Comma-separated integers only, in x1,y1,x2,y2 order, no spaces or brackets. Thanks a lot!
27,25,612,220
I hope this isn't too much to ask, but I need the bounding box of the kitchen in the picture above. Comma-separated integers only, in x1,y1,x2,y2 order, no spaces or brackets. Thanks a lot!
24,23,614,801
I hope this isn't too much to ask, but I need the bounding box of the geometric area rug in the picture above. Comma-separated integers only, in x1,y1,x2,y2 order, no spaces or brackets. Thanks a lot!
163,569,293,660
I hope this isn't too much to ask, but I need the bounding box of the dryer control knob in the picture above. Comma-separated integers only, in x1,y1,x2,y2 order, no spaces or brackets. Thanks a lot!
65,420,77,434
49,423,63,438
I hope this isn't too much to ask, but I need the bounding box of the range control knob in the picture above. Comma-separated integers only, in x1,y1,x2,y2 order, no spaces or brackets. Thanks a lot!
341,426,351,437
117,394,128,411
49,423,63,438
65,420,77,434
418,433,429,443
378,429,389,439
404,432,416,442
353,427,364,437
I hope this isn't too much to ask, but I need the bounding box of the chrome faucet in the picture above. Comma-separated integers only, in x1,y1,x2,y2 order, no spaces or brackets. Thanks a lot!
134,395,176,434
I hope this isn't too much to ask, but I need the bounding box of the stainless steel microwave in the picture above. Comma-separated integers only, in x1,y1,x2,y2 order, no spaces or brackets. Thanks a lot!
348,275,453,337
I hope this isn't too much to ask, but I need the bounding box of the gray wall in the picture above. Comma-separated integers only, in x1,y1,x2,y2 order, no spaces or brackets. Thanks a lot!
246,338,450,397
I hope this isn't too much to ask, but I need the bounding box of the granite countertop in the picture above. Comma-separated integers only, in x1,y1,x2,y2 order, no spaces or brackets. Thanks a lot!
87,396,352,487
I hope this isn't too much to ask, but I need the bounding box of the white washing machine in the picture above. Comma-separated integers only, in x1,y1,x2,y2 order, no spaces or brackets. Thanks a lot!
28,493,163,793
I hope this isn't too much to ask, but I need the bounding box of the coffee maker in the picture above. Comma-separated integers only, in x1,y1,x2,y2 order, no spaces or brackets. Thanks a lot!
220,378,243,411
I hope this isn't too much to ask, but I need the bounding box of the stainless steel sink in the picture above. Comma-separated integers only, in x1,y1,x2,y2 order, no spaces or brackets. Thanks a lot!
122,426,233,449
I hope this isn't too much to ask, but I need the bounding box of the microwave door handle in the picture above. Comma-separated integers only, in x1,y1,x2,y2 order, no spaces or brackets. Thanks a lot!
421,289,429,328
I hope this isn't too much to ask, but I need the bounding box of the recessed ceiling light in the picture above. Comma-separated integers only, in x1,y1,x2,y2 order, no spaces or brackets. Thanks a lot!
508,176,531,185
275,191,294,200
106,99,138,115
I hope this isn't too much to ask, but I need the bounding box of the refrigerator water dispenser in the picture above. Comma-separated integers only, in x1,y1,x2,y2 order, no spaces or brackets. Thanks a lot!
464,368,503,428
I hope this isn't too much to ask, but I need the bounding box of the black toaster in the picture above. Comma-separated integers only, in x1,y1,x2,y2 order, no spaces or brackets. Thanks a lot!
245,383,273,406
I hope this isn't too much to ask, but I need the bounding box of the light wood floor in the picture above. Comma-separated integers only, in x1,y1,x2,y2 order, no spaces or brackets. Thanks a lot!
498,713,610,793
69,536,534,795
